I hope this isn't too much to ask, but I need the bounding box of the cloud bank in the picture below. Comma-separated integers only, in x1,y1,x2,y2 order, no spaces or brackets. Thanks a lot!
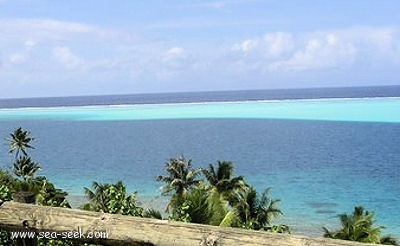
0,18,399,97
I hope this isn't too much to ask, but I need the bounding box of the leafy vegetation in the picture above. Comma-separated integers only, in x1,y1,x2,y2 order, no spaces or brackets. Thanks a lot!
1,127,72,245
82,181,143,216
232,187,286,231
0,184,11,202
7,127,40,188
323,206,398,245
157,156,290,233
156,156,201,213
201,160,247,207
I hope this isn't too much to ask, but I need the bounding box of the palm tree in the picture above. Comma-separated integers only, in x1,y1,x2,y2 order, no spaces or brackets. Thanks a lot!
323,206,398,245
13,156,40,182
83,181,109,212
201,161,248,207
7,127,41,183
233,187,286,232
7,127,35,159
156,156,201,199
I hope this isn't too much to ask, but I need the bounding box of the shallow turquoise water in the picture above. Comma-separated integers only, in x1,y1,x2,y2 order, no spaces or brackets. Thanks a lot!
0,97,399,237
1,97,399,123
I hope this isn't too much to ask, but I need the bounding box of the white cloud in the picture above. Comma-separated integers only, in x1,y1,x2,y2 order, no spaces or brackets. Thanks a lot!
24,39,37,49
233,32,294,58
0,18,127,46
157,46,189,80
269,33,356,71
186,0,260,10
233,39,257,54
232,26,399,72
53,46,84,69
164,46,185,61
263,32,294,57
9,53,27,64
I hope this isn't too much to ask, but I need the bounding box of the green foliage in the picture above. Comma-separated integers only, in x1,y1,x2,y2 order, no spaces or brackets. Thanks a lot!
83,181,143,216
0,184,12,201
232,187,287,232
156,156,202,213
169,187,222,225
219,210,238,227
7,127,41,185
168,200,192,222
2,128,70,207
0,128,99,245
158,157,289,232
265,224,291,234
200,160,249,226
0,229,15,245
0,171,18,245
201,160,248,206
143,208,163,219
183,187,214,224
323,206,398,245
3,175,71,208
0,169,18,188
35,177,71,208
37,239,77,246
157,156,201,197
13,155,41,181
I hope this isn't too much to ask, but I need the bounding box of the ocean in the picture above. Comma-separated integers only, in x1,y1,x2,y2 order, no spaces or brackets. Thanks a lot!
0,86,399,237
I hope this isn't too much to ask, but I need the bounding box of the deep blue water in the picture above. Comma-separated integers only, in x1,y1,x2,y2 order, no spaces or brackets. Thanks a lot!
1,85,400,108
0,86,399,237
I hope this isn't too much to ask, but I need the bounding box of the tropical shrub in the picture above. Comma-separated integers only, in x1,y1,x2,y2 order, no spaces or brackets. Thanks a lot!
0,229,15,246
36,177,71,208
323,206,398,245
0,169,18,189
83,181,143,216
0,184,11,202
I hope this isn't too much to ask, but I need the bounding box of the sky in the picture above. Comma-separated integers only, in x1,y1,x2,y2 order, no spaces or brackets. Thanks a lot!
0,0,399,98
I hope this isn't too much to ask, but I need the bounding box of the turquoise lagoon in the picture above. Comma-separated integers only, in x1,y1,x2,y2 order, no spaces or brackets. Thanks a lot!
0,97,399,237
1,97,399,122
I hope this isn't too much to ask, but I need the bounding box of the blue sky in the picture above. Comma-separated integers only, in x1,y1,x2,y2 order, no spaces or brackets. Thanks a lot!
1,0,399,98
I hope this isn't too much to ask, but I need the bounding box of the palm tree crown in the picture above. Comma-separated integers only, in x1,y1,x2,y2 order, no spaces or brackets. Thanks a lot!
156,156,201,197
7,127,35,158
233,187,283,230
323,206,398,245
201,160,247,205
